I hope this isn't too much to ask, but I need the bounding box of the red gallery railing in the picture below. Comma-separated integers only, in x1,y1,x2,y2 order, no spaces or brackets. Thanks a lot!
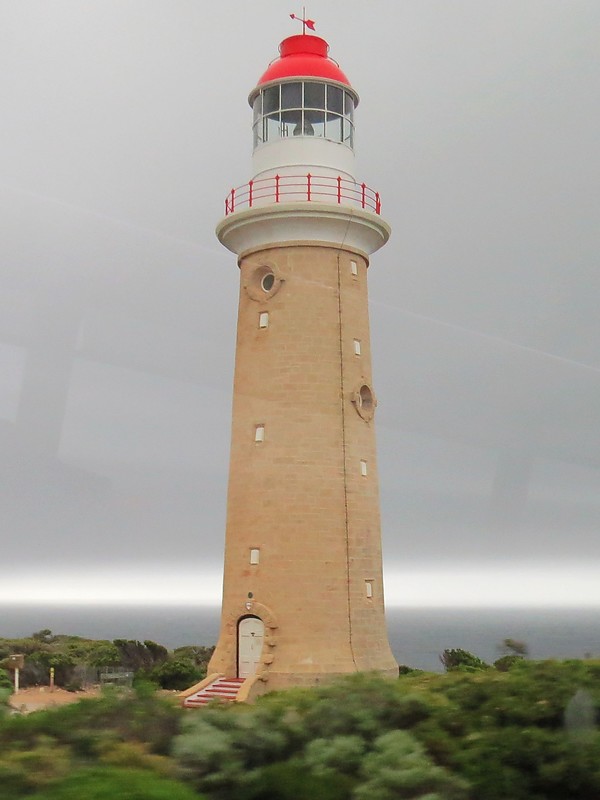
224,174,382,216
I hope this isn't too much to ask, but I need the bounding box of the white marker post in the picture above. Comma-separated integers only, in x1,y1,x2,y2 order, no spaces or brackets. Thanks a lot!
6,654,25,695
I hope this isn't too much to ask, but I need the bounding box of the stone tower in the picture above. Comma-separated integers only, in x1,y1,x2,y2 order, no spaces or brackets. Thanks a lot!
205,29,397,700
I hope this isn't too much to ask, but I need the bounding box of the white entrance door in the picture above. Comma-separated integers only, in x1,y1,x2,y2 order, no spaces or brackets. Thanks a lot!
238,616,264,678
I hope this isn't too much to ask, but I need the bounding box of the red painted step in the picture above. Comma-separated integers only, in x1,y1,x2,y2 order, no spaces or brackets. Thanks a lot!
183,677,245,708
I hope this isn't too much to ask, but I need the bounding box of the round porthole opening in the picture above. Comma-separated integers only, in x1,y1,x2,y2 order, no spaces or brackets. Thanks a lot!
244,264,283,302
359,385,374,412
353,383,376,421
261,272,275,292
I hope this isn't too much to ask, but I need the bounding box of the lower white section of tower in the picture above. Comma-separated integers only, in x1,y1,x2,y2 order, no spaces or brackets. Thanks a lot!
217,202,390,260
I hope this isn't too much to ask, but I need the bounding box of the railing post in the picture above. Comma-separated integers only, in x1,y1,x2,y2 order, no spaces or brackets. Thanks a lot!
248,180,253,208
231,188,235,213
337,176,342,204
275,174,280,203
361,182,366,209
375,192,381,214
307,173,311,202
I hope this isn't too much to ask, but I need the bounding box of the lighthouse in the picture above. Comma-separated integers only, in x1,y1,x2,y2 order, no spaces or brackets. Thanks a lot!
184,24,397,705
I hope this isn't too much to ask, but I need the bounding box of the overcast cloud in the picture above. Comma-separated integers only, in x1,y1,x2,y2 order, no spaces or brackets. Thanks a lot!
1,0,599,605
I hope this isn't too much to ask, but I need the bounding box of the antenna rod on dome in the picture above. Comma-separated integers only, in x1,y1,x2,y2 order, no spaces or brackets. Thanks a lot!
289,8,316,34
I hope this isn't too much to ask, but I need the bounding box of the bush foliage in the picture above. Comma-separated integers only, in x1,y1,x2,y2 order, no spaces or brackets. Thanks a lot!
172,663,600,800
0,632,213,691
26,767,204,800
0,638,599,799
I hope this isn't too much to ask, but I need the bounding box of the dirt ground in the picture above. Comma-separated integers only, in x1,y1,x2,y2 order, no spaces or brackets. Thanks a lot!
8,686,101,714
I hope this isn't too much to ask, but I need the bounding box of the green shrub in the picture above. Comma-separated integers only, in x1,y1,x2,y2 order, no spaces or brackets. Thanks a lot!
245,760,352,800
293,674,433,740
151,659,203,691
173,714,246,796
304,734,365,777
0,686,183,758
440,648,489,672
354,729,469,800
0,669,12,692
26,766,203,800
493,654,524,672
0,736,71,799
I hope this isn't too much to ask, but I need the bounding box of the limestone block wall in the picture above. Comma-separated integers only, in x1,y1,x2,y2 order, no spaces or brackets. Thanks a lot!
208,242,397,688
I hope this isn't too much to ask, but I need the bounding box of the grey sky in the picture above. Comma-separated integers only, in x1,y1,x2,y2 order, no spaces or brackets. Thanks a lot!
1,0,599,605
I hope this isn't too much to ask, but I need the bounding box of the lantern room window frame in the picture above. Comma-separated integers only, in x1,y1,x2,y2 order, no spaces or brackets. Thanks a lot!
252,80,355,150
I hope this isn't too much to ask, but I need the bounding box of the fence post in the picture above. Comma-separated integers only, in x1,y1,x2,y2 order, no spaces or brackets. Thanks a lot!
375,192,381,214
337,176,342,204
248,180,253,208
275,174,280,203
361,183,366,209
231,188,235,213
307,173,312,202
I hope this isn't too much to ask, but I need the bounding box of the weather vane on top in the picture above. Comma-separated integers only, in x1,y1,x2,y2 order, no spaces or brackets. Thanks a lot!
290,7,316,34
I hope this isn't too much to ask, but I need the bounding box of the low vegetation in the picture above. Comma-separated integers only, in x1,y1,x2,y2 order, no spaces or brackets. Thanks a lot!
0,630,213,691
1,634,600,798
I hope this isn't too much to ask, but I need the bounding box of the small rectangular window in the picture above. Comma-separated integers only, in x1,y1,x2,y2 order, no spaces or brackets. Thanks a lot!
255,425,265,443
360,459,368,476
350,260,358,276
354,339,361,356
250,548,260,565
259,312,269,329
365,581,373,598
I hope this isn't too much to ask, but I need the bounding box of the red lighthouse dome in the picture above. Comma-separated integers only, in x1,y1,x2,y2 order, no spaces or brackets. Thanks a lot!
257,35,353,89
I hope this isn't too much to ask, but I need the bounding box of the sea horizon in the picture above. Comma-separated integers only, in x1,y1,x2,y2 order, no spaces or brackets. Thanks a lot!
1,604,599,673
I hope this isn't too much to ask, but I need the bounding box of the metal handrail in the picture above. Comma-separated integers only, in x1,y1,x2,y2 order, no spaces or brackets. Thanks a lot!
224,174,382,216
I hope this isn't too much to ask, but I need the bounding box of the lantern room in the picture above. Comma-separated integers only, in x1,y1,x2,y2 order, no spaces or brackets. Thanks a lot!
248,34,360,183
251,80,356,149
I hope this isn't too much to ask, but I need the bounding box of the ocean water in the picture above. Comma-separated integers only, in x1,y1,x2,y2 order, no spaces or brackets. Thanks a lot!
1,605,599,672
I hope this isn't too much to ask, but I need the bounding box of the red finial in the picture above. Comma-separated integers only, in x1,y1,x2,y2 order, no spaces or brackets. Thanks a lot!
290,7,316,34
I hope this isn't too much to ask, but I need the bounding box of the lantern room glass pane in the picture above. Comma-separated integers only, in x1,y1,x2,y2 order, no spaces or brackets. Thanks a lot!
304,107,325,124
262,86,279,115
309,111,325,138
253,96,261,124
327,85,344,115
304,82,325,110
325,114,343,142
344,91,354,117
264,114,281,142
343,118,354,147
281,82,302,109
281,107,303,125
